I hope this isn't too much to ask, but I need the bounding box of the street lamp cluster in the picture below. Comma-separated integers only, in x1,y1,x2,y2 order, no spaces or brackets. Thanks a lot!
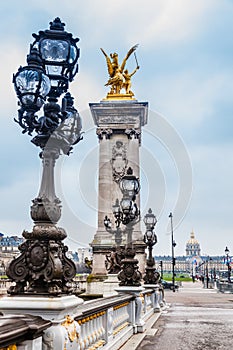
7,18,82,296
104,167,162,287
13,17,81,151
104,167,142,286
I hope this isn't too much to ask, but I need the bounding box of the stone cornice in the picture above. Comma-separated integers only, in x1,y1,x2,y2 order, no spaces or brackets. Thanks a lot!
90,101,148,129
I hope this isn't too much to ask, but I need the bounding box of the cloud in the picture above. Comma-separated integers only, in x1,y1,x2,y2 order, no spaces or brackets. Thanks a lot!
126,0,216,48
148,69,233,129
5,0,217,50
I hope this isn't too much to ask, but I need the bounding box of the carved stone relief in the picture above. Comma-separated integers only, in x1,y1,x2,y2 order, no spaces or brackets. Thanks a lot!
96,128,113,140
125,128,141,143
111,141,128,183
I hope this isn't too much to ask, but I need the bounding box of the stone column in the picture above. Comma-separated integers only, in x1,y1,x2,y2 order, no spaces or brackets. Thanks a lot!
90,100,148,276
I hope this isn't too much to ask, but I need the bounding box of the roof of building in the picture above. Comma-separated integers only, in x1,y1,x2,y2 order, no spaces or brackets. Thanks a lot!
187,231,199,245
0,234,23,246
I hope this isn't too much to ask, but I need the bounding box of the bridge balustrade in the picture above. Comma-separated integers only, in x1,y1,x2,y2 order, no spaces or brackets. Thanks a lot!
0,287,165,350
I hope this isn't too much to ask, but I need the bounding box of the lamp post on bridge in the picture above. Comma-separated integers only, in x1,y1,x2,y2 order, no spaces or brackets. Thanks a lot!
104,167,141,286
225,246,231,283
143,208,160,285
169,212,176,292
7,18,82,296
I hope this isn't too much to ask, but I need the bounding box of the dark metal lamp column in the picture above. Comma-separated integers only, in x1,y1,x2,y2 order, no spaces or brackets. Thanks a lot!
225,246,231,283
143,208,160,284
7,18,82,296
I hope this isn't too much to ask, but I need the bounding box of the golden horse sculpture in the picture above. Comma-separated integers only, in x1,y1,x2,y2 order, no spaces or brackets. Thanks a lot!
101,45,139,99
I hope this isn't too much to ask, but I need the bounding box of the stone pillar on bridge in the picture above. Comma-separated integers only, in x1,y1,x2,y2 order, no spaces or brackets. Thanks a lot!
89,99,148,277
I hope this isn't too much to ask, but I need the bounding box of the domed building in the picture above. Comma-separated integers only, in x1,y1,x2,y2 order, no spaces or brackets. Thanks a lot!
186,231,201,257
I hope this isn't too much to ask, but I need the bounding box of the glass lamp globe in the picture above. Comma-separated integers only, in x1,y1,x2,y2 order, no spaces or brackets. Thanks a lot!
120,198,132,215
119,167,140,199
145,230,153,240
13,48,50,112
31,17,80,95
143,208,157,228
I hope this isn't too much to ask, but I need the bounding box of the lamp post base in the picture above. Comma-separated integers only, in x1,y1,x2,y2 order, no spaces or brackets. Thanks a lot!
6,224,77,296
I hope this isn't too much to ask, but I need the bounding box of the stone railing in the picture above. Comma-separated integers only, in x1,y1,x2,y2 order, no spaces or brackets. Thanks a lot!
0,314,51,350
0,285,165,350
74,286,165,350
74,294,134,350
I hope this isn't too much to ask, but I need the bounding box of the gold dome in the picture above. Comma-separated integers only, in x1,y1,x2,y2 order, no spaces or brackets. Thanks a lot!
187,231,199,244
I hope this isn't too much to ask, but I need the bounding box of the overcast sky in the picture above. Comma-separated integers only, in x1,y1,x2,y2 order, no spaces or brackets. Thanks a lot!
0,0,232,257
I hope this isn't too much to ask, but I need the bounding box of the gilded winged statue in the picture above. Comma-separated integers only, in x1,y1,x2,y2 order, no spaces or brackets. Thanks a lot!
101,45,139,96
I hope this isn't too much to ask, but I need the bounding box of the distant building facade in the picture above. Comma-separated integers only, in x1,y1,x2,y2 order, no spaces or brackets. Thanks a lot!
0,233,24,275
154,230,228,276
0,233,23,253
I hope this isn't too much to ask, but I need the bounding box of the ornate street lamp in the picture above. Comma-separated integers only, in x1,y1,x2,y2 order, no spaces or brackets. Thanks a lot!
7,19,82,296
116,168,141,286
143,209,160,285
225,246,231,283
104,167,141,284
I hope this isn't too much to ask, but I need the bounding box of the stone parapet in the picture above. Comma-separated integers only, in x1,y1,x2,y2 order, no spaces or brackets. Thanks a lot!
0,314,51,349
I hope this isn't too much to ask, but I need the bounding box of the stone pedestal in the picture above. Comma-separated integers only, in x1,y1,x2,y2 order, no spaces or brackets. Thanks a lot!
90,100,148,276
143,284,162,312
103,274,119,297
115,286,146,333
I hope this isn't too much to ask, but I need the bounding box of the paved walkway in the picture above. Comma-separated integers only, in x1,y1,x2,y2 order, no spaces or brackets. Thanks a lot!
121,281,233,350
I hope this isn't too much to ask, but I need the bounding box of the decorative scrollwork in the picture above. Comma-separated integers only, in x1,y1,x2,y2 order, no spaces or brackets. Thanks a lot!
118,259,142,286
45,241,63,280
63,253,76,281
143,269,160,285
6,246,28,281
7,233,77,295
